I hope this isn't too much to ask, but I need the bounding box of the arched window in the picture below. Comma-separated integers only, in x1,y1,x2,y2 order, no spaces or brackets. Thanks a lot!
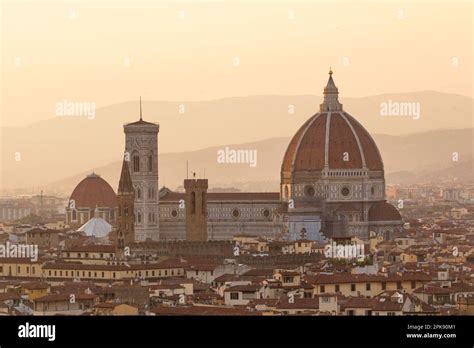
137,212,141,223
72,209,77,220
137,188,141,199
124,205,129,217
133,154,140,172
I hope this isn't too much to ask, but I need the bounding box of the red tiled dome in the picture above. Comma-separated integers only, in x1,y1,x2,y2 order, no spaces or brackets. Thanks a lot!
70,173,118,209
281,71,383,176
282,111,383,173
369,201,402,222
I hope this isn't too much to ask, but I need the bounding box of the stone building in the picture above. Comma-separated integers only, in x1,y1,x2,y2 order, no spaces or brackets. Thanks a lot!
159,189,285,241
123,100,160,241
184,179,208,241
116,158,136,248
280,70,402,240
66,72,402,242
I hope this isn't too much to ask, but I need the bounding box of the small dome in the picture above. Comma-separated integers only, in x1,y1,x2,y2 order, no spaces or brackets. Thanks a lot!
369,202,402,222
78,217,112,238
70,173,118,209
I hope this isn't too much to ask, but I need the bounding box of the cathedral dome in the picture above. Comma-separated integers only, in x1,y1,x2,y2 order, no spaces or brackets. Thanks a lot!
281,71,383,180
369,201,402,222
69,173,118,209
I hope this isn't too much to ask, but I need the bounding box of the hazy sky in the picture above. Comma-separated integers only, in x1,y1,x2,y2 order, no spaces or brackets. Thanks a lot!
1,0,472,127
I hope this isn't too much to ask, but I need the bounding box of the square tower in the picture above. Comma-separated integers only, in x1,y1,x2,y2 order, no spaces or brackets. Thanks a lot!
184,179,208,241
123,104,160,241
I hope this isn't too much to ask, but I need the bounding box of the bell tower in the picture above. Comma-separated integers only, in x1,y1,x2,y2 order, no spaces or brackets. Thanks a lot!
123,98,160,241
184,178,208,241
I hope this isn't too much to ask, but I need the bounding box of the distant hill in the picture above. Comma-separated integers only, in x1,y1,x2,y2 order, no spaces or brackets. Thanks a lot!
1,91,472,191
37,128,473,196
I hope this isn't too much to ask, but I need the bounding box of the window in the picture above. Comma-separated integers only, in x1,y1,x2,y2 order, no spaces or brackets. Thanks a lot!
230,292,239,300
148,155,152,172
341,187,350,197
321,296,330,303
382,282,386,290
191,192,196,214
366,283,371,291
72,209,77,220
136,188,141,199
202,192,206,216
133,155,140,172
397,281,402,289
232,208,240,218
283,276,293,283
335,284,340,293
320,285,325,293
411,281,416,289
304,185,315,196
351,284,356,292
